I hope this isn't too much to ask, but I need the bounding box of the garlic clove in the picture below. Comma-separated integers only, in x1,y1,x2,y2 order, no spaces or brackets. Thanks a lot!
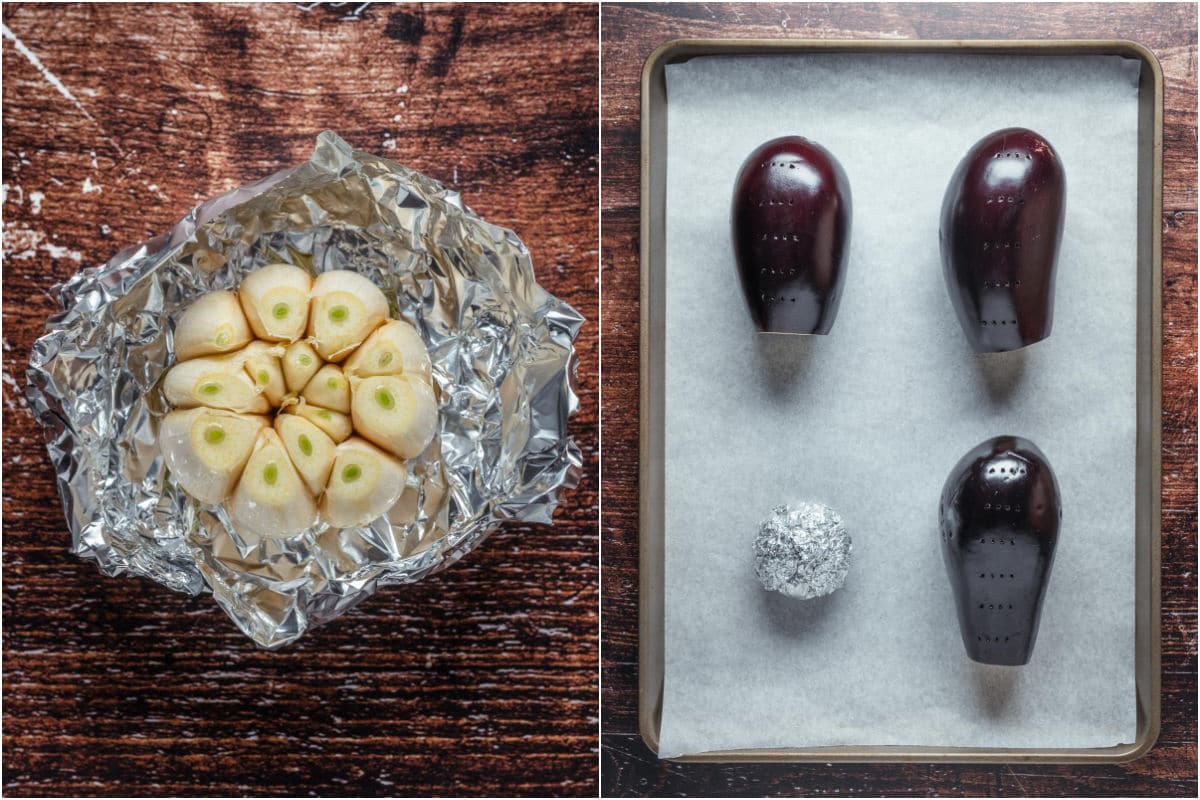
342,319,432,380
238,264,312,342
173,290,254,361
274,414,336,496
307,270,389,361
229,428,318,539
321,436,407,528
162,344,273,413
300,363,351,414
282,339,322,394
243,347,288,407
348,374,438,459
289,399,354,443
159,408,267,504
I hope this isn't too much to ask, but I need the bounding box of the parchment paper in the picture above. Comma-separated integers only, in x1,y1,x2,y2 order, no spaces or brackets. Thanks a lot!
661,54,1141,757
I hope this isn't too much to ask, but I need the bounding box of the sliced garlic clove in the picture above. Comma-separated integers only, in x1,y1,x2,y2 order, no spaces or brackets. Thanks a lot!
162,345,272,413
300,363,351,414
274,414,336,496
282,339,322,394
243,347,288,407
229,428,318,539
173,290,253,361
290,399,354,443
159,408,267,504
349,374,438,459
238,264,312,342
321,436,407,529
307,270,389,361
342,318,432,380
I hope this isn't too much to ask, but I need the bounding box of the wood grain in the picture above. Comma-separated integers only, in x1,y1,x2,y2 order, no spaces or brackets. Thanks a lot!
2,3,597,796
600,3,1197,796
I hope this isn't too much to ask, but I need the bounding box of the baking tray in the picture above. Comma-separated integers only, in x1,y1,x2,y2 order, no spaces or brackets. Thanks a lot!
638,39,1162,764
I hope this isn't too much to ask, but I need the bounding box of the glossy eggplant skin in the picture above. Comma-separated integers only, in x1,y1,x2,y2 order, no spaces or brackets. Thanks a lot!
939,436,1061,666
940,128,1065,352
732,137,852,334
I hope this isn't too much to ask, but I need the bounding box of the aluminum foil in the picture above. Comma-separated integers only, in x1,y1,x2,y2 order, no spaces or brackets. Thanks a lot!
25,131,583,648
753,502,851,599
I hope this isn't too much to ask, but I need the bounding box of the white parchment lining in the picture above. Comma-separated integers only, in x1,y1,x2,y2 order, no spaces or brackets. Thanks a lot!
661,54,1141,757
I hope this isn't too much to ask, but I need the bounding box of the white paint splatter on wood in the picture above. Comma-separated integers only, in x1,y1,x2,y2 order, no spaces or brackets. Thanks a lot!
2,25,93,119
1,24,125,156
3,223,82,262
1,183,24,206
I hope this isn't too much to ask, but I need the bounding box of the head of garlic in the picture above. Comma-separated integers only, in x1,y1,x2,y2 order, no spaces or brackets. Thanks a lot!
158,266,439,541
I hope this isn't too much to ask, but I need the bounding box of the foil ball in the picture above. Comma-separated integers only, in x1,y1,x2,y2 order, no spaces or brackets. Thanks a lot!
754,502,851,599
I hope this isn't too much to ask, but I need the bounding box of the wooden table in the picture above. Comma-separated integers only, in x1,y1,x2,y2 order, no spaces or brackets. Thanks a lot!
600,3,1197,796
2,3,597,796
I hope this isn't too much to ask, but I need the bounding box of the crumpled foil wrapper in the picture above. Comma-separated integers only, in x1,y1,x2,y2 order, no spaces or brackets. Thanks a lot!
754,502,851,599
25,131,583,648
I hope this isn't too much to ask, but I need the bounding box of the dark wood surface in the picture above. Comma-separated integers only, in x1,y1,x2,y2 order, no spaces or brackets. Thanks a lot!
2,3,597,796
600,3,1197,796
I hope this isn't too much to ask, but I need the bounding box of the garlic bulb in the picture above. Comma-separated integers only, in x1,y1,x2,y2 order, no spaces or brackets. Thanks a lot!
162,268,439,539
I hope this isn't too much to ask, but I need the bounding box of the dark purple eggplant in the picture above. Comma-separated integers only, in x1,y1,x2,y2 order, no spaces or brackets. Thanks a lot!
940,128,1065,352
939,436,1061,666
732,137,852,334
